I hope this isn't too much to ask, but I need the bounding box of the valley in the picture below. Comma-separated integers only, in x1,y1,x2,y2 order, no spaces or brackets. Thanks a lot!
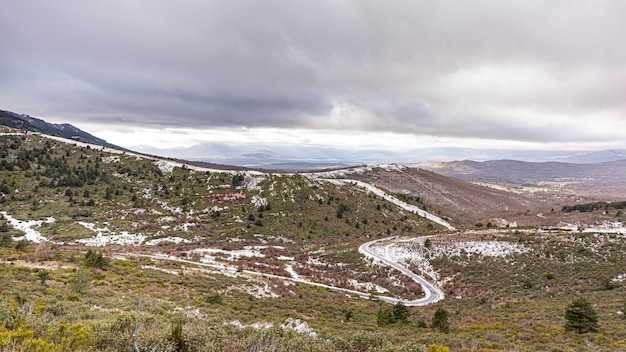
0,127,625,351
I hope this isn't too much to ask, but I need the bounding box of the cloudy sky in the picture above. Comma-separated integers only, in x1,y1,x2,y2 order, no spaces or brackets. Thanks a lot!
1,1,625,152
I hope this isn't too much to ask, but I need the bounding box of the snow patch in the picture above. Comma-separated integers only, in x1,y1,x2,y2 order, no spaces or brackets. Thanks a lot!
75,232,146,246
251,195,268,208
1,211,55,243
101,155,120,163
435,240,529,258
145,237,191,246
225,318,316,337
75,222,146,246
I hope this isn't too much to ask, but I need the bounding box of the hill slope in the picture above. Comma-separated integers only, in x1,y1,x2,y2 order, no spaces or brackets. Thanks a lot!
318,165,561,227
424,159,626,199
0,108,121,149
0,127,625,351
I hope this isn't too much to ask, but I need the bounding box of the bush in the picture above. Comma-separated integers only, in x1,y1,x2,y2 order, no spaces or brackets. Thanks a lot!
84,250,108,268
376,304,394,327
205,293,223,304
429,344,449,352
392,302,410,324
169,321,186,352
431,308,450,333
564,298,598,334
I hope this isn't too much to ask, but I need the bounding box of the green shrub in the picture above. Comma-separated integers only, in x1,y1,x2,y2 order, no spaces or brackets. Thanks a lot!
564,298,598,334
431,308,450,333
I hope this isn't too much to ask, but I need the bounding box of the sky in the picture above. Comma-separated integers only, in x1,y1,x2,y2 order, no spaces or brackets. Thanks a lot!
1,1,626,153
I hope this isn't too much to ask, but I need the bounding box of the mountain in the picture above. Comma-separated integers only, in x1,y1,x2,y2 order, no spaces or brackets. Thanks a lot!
133,142,626,171
1,129,625,351
0,109,121,149
558,149,626,163
424,159,626,199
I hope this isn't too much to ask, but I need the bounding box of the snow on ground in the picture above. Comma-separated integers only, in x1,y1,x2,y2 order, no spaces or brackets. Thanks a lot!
173,222,196,232
559,221,626,234
244,174,266,192
158,216,177,223
369,235,529,287
582,221,626,234
154,160,176,173
76,221,146,246
347,279,389,294
101,155,120,163
75,231,147,246
1,211,55,243
226,318,316,337
326,179,455,230
251,195,268,208
191,246,268,262
432,240,529,258
369,240,441,286
280,318,317,337
613,274,626,282
309,164,405,179
144,236,191,246
284,264,300,280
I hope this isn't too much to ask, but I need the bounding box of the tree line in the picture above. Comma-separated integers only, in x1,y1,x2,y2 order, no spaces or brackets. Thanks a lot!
562,200,626,213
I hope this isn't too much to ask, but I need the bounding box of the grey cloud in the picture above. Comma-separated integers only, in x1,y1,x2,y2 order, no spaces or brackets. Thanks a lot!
1,0,625,145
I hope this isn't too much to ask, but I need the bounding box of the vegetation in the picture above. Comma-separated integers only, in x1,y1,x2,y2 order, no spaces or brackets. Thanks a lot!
0,128,625,351
431,308,450,334
562,200,626,213
564,298,599,334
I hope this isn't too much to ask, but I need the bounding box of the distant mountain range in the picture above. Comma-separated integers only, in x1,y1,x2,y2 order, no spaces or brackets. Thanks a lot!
422,158,626,199
133,143,626,170
2,108,626,170
0,109,122,150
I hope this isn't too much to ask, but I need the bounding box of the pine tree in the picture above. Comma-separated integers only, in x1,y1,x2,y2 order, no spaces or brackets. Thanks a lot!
565,298,599,333
376,304,394,327
432,308,450,333
393,302,410,324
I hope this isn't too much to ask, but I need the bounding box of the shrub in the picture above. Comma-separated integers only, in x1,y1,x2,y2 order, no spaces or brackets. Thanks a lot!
205,293,223,304
431,308,450,333
84,250,108,268
393,302,410,324
376,304,394,327
564,298,598,334
429,344,449,352
169,321,186,352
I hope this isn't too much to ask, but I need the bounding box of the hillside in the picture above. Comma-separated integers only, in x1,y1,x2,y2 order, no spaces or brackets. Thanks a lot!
424,159,626,199
0,109,121,150
329,165,552,228
0,127,625,351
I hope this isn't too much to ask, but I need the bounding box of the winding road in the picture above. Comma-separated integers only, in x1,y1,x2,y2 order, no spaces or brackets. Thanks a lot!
118,236,444,307
121,179,449,306
4,168,449,306
358,238,444,306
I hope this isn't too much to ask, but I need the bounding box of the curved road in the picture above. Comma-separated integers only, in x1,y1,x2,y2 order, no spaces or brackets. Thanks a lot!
359,238,444,306
120,236,444,307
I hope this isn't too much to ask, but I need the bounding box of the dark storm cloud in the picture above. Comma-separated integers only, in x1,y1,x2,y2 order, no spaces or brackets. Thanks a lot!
1,0,626,144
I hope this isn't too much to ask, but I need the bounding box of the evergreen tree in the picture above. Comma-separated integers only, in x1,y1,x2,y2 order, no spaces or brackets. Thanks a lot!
85,249,108,268
565,298,599,333
393,302,410,324
432,308,450,333
376,304,394,327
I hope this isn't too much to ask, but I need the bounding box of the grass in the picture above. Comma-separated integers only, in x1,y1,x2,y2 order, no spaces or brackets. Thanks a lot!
1,131,626,350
